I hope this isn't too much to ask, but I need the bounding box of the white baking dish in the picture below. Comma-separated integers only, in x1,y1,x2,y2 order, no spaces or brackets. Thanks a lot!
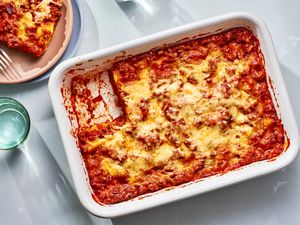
48,12,299,218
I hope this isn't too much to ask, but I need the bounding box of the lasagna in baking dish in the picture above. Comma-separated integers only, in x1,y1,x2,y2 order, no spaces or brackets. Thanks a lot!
63,28,286,204
0,0,62,57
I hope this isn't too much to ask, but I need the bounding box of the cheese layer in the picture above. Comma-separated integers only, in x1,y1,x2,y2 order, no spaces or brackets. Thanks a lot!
67,28,285,205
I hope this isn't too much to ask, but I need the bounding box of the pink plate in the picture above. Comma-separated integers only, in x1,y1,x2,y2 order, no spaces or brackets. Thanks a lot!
0,0,73,84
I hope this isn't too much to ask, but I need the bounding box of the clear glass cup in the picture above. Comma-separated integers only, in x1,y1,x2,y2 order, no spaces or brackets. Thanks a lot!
0,97,30,150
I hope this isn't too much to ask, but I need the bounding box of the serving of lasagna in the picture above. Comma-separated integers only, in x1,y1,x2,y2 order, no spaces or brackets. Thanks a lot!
0,0,62,57
63,28,286,204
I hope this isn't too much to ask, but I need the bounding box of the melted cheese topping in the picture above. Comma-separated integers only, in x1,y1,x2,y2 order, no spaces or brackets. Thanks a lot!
17,0,57,42
35,0,52,20
101,158,127,176
123,68,152,121
72,28,285,204
87,50,260,180
18,12,35,41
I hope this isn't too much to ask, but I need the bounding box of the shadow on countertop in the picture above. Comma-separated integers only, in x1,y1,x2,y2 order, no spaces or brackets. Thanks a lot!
1,127,94,225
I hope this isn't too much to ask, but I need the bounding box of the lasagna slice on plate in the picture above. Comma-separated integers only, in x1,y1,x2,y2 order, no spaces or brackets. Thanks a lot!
0,0,62,57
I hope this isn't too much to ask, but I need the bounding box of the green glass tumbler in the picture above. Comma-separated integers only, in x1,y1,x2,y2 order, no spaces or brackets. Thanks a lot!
0,97,30,150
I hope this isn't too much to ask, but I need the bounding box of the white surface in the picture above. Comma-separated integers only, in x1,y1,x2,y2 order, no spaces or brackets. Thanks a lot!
48,12,299,218
84,0,140,47
1,0,300,224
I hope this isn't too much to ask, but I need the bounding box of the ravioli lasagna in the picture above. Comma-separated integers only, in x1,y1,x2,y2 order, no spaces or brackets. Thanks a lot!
0,0,62,57
64,28,286,204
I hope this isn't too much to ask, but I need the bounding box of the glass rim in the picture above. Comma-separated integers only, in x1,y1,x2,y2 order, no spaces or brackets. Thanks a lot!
0,97,31,150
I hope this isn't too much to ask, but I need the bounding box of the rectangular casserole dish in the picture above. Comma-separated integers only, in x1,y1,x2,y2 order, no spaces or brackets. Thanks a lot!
48,12,299,218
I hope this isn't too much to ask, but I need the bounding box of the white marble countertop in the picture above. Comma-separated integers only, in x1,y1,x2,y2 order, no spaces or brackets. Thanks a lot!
1,0,300,224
